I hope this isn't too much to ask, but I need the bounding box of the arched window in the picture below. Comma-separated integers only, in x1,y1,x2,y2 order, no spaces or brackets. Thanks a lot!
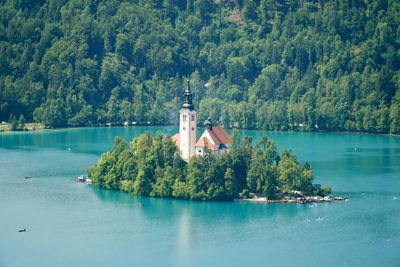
191,115,195,121
183,114,187,122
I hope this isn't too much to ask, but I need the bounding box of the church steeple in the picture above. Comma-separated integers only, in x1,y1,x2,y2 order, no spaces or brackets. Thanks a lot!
182,79,195,110
178,79,197,161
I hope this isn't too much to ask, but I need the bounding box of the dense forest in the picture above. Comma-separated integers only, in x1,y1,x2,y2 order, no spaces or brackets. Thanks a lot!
0,0,399,134
88,132,331,200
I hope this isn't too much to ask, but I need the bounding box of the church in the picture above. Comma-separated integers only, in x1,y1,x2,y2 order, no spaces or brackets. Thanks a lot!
171,81,230,161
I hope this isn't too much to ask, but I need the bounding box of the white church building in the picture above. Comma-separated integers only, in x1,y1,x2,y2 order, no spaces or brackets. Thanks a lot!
171,81,230,161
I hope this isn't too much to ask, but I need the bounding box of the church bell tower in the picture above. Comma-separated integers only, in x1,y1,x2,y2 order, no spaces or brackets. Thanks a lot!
179,80,197,161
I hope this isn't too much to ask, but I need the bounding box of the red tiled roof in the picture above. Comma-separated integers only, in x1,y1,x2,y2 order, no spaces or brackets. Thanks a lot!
206,126,230,145
172,127,230,151
194,126,230,150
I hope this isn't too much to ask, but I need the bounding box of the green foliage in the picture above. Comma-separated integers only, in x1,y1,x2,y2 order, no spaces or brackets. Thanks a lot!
0,0,398,134
313,184,332,197
9,115,18,131
8,114,26,131
89,132,330,201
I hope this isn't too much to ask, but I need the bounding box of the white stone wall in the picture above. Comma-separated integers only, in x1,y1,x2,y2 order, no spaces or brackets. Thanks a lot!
198,129,216,146
195,129,229,157
195,147,204,156
195,146,227,157
179,109,197,161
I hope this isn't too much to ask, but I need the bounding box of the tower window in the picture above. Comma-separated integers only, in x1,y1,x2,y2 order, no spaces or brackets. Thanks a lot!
191,115,195,121
192,127,194,131
183,115,187,122
183,127,186,130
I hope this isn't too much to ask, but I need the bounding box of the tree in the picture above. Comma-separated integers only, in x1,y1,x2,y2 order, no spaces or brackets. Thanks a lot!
33,99,66,128
390,89,400,134
18,114,26,130
151,166,175,197
9,115,18,131
246,152,266,194
115,33,132,62
277,149,302,192
242,0,257,21
133,168,152,196
226,57,249,87
301,162,314,194
224,167,236,199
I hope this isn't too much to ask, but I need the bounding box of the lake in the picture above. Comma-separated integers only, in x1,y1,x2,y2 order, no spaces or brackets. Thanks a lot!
0,127,399,267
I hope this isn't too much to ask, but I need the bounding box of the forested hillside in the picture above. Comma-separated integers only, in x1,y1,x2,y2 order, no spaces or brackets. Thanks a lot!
0,0,399,133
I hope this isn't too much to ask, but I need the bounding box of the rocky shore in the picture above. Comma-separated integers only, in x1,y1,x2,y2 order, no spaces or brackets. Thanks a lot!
235,195,347,204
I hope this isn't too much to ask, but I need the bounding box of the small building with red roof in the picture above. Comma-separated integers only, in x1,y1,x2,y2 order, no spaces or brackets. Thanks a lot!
194,117,230,156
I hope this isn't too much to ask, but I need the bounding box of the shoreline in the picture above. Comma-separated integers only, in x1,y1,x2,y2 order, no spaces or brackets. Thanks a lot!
0,123,399,137
0,122,45,132
314,129,400,138
234,195,348,204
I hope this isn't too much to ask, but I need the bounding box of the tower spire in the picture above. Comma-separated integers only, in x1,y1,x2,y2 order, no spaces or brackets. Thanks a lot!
179,79,197,161
182,79,194,110
204,116,213,131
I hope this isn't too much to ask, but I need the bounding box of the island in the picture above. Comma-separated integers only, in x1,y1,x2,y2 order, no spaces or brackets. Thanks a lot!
88,131,337,202
88,82,339,203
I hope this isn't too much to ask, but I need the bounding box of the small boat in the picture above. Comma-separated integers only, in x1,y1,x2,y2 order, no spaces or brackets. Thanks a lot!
304,218,311,223
18,228,26,232
76,175,86,182
316,217,324,223
25,176,32,179
76,175,92,184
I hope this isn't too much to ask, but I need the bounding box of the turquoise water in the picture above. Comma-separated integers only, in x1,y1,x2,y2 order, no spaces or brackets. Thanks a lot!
0,127,399,267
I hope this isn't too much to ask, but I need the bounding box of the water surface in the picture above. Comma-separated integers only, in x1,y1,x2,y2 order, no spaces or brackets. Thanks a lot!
0,127,399,267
